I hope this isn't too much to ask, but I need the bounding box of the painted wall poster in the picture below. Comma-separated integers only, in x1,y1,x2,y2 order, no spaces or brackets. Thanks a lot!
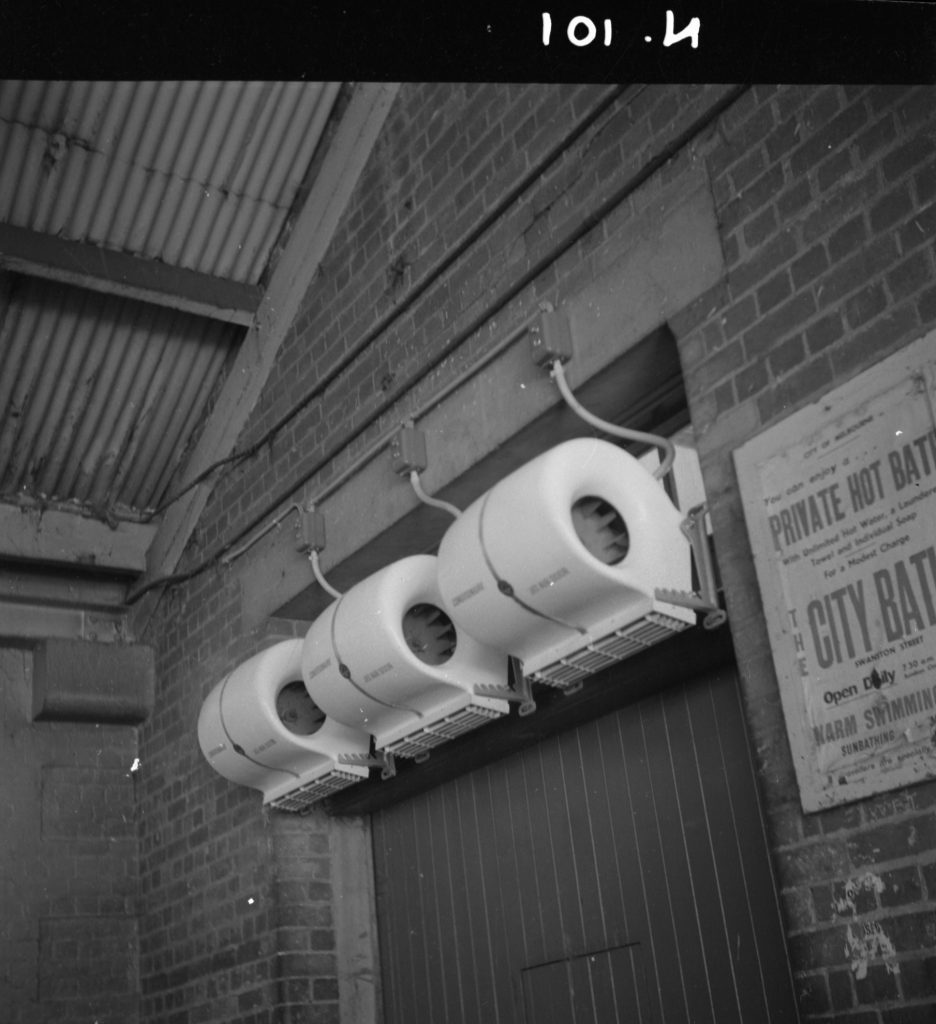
735,333,936,811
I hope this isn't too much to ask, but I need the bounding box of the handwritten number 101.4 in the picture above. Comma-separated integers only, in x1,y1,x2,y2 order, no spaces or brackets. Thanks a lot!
541,11,701,48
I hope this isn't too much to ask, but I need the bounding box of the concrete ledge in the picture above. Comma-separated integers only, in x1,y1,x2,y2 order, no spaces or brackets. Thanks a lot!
32,638,155,724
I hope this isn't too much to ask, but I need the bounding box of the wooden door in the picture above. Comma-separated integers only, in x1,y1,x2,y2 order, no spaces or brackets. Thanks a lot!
372,666,799,1024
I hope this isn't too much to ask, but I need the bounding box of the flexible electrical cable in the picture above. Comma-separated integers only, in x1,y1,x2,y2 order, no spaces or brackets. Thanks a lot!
409,470,461,519
550,359,676,479
308,547,343,599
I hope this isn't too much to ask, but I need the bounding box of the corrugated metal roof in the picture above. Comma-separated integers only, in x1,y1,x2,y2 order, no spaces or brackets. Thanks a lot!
0,80,339,284
0,271,238,515
0,80,342,521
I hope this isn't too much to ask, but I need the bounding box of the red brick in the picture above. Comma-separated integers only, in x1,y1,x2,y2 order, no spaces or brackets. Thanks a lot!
855,962,900,1003
882,134,936,184
720,295,758,340
916,160,936,205
728,227,798,298
714,378,735,415
802,169,880,246
831,307,920,380
721,164,785,231
920,284,936,323
757,354,834,424
709,98,775,178
887,251,933,302
868,84,917,115
898,202,936,254
729,147,767,192
776,837,852,888
768,336,806,378
829,968,854,1010
805,312,845,354
817,805,861,837
794,971,831,1015
856,114,898,161
773,85,814,125
881,1006,936,1024
742,291,817,361
764,117,802,164
899,956,936,999
897,87,936,128
816,234,900,306
689,339,744,395
817,148,855,193
828,216,868,262
791,244,829,290
743,206,779,249
757,270,793,315
789,101,869,179
870,183,915,233
879,865,923,908
844,283,888,330
847,816,936,867
777,177,813,220
800,86,844,136
787,923,849,970
736,359,769,400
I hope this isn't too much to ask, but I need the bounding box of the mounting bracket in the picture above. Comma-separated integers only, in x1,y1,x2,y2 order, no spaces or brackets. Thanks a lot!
655,503,728,630
475,657,537,716
338,750,397,780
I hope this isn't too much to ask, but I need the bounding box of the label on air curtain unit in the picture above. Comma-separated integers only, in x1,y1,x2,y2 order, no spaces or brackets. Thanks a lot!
306,657,332,680
529,566,570,596
452,581,484,607
363,662,394,684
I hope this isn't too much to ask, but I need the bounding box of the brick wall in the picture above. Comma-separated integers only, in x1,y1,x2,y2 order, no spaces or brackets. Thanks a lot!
0,646,139,1024
137,82,742,1024
137,83,936,1023
671,84,936,1021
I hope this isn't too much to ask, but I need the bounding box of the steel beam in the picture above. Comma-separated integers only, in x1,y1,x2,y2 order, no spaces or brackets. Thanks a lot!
0,222,262,326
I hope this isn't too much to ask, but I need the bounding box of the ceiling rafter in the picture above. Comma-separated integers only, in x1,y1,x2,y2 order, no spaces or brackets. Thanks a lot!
0,222,262,325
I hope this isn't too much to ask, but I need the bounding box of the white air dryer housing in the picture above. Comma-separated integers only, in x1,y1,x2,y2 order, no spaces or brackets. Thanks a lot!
301,554,510,759
436,437,695,689
197,638,371,812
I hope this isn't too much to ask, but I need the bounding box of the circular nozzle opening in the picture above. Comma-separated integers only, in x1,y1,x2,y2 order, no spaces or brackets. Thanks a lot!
276,680,326,735
571,495,629,565
403,602,457,665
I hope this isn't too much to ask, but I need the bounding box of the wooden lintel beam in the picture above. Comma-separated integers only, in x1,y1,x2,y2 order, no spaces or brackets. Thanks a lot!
129,82,400,636
0,222,261,326
0,502,156,574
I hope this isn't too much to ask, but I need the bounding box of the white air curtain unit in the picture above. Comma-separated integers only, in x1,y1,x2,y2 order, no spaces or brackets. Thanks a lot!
301,554,510,760
198,639,372,812
435,437,696,690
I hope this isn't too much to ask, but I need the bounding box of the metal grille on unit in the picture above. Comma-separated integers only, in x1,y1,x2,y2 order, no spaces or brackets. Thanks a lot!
527,611,691,690
268,768,366,813
382,703,505,759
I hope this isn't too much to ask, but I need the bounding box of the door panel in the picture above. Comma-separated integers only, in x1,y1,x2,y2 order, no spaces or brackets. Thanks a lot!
372,667,799,1024
522,944,646,1024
